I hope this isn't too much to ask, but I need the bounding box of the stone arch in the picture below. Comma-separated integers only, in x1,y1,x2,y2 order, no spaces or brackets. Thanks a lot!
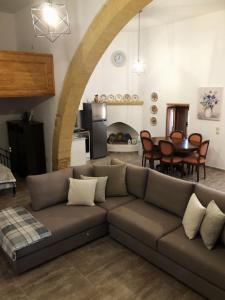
52,0,152,170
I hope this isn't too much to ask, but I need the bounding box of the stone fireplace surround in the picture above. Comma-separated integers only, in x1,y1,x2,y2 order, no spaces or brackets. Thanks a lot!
106,105,143,152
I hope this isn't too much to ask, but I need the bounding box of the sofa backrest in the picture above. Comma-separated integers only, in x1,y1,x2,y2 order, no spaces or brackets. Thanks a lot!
73,164,94,178
111,158,148,199
27,167,73,211
93,163,128,197
144,169,195,217
195,184,225,246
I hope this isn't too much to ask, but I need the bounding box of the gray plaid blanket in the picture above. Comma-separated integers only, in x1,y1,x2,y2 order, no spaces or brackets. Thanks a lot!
0,207,51,261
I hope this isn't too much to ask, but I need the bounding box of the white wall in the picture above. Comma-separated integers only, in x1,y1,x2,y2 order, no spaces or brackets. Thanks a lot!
81,31,141,105
0,12,17,50
141,10,225,169
0,12,20,149
14,0,106,170
1,3,225,170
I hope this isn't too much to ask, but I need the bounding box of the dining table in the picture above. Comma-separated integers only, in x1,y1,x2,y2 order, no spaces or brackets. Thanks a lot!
151,137,199,153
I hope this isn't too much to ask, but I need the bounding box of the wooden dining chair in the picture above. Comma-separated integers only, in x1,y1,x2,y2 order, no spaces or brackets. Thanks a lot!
140,130,151,166
140,130,151,138
183,140,210,182
141,137,161,168
188,133,202,145
170,130,184,140
159,140,183,177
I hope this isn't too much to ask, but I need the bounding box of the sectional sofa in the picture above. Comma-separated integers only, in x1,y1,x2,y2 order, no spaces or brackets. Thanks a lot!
5,159,225,299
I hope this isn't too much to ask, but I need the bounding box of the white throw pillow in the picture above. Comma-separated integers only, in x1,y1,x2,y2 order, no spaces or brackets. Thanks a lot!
182,193,206,239
67,178,97,206
80,175,108,203
200,200,225,250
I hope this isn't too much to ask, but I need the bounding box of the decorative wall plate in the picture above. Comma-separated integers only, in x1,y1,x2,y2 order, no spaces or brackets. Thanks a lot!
108,94,115,101
151,105,158,114
123,94,131,100
151,117,157,126
116,94,123,101
132,94,139,101
151,92,158,102
100,94,107,101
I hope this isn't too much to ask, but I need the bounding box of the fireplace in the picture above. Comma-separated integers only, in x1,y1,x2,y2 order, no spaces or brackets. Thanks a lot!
107,122,139,152
106,104,143,153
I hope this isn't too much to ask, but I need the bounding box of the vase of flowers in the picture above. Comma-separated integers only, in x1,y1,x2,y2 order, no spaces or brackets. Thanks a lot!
200,90,219,118
204,107,212,118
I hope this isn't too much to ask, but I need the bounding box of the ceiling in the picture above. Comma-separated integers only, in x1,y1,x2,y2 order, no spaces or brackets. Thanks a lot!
0,0,35,13
0,0,225,24
125,0,225,30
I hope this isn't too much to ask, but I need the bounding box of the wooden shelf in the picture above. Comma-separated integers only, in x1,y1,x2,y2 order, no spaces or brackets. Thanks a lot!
0,50,55,98
104,100,144,105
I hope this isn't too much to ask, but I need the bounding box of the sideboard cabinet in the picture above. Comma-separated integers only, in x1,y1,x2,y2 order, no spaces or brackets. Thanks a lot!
7,120,46,176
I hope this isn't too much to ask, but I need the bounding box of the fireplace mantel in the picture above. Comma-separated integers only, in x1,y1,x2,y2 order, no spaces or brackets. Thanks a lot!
106,100,143,106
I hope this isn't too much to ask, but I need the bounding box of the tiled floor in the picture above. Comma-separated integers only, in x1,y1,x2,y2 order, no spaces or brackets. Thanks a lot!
1,152,223,300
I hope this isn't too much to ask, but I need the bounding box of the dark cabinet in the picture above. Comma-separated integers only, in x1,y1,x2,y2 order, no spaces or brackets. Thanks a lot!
7,120,46,176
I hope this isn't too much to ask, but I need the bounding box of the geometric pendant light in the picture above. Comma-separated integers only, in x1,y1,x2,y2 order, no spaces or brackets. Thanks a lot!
132,10,145,75
31,0,70,43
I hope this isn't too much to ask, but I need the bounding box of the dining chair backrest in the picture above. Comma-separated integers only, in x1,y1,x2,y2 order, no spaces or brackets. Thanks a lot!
159,140,174,157
142,137,154,153
188,133,202,145
170,130,184,140
199,140,210,158
140,130,151,139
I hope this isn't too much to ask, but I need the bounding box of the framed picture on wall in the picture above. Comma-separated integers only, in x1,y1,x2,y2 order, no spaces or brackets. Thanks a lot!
198,87,224,121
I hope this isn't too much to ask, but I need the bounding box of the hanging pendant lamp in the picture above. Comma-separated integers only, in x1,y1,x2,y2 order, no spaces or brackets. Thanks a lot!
132,11,145,75
31,0,70,43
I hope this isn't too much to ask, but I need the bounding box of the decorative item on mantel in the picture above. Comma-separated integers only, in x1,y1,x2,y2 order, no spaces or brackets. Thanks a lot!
198,87,224,121
94,94,99,103
98,94,143,105
31,0,71,42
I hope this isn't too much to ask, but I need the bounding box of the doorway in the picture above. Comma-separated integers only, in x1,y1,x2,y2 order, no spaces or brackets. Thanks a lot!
166,104,189,137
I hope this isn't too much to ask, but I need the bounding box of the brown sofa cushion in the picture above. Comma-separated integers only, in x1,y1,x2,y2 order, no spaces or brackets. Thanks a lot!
27,168,73,211
97,195,136,211
16,203,107,258
195,184,225,246
145,169,195,217
111,158,148,199
158,227,225,291
73,164,93,179
108,199,181,250
93,164,127,197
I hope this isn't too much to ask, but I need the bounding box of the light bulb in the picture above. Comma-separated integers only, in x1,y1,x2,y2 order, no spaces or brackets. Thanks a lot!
132,60,145,74
42,3,60,28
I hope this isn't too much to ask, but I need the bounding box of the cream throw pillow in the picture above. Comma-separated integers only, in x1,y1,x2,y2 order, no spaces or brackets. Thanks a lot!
80,175,108,203
200,200,225,250
182,193,206,240
67,178,97,206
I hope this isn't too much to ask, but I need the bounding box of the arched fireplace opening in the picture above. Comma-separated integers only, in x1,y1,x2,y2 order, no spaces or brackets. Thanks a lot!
107,122,139,152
